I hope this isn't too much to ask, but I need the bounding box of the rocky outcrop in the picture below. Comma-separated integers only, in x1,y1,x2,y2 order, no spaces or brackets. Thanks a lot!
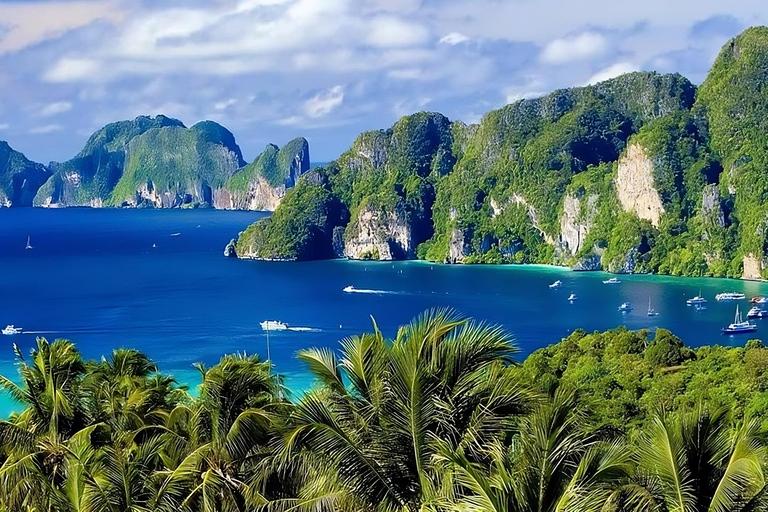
0,141,51,207
702,184,726,227
615,143,665,227
214,177,285,211
558,191,598,255
344,202,414,260
743,254,764,280
572,251,602,271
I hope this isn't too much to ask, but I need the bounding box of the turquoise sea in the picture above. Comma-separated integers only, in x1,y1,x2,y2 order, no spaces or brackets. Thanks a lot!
1,208,767,416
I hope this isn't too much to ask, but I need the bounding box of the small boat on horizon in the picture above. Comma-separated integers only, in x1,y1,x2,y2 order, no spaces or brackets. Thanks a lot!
716,292,746,301
2,325,22,335
603,277,621,284
568,293,577,302
260,320,288,331
549,280,562,289
647,297,659,317
722,305,757,334
25,236,32,250
618,302,633,313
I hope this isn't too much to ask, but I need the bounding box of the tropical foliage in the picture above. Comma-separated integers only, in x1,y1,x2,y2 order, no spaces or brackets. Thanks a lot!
2,312,768,511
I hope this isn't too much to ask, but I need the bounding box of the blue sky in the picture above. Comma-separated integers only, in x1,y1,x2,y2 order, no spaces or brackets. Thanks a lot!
0,0,763,164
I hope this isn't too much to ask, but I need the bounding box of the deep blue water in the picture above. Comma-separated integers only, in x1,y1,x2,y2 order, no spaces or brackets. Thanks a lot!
2,208,768,416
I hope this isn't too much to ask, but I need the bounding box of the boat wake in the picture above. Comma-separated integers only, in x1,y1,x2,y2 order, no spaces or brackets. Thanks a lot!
287,327,322,332
343,286,398,295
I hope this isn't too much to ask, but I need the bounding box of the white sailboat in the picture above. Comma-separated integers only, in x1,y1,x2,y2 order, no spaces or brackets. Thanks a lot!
722,305,757,334
25,236,32,250
647,296,658,317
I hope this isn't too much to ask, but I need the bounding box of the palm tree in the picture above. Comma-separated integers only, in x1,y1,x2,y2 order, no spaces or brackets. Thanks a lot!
277,309,530,512
152,353,283,512
440,389,637,512
634,406,766,512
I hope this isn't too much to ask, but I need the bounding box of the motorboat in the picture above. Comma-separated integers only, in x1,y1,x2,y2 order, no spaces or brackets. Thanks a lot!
343,285,356,293
751,296,768,304
260,320,288,331
747,307,768,319
716,292,746,301
568,293,577,302
2,325,22,335
549,280,562,289
603,277,621,284
647,297,659,317
722,306,757,334
618,302,633,313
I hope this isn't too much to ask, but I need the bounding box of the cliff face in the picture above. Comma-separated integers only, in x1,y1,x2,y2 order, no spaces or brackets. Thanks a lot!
344,201,414,260
215,138,310,211
615,143,665,227
0,142,50,207
558,191,598,255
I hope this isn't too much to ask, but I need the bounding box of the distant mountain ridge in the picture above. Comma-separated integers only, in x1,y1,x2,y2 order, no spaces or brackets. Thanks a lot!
0,114,310,211
230,26,768,280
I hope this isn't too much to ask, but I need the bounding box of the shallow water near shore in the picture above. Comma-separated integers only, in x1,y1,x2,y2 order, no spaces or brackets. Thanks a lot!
1,207,767,416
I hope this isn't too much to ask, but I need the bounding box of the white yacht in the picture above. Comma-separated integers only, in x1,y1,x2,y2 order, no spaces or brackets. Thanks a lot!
260,320,288,331
716,292,746,301
568,293,577,302
343,285,356,293
549,280,562,289
686,291,707,306
722,306,757,334
2,325,22,335
618,302,633,313
603,277,621,284
747,307,768,319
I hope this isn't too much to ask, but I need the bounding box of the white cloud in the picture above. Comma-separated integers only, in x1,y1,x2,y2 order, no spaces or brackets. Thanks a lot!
214,98,238,110
304,86,344,118
29,124,64,135
439,32,470,45
0,1,124,54
541,32,607,64
366,16,429,48
585,61,638,85
44,58,101,83
39,102,73,117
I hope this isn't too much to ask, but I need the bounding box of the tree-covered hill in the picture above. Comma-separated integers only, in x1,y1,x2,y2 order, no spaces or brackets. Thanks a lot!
233,26,768,279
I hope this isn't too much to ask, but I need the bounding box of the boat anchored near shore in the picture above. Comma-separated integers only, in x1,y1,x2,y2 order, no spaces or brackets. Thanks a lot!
722,306,757,335
716,292,746,301
603,277,621,284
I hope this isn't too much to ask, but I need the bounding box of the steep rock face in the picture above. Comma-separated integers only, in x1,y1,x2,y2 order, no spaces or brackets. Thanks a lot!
0,142,50,206
702,184,726,227
344,202,414,260
34,115,186,207
743,255,764,280
615,143,665,227
216,138,310,211
558,191,598,255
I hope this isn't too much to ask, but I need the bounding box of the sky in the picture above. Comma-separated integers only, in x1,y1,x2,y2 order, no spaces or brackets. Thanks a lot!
0,0,763,164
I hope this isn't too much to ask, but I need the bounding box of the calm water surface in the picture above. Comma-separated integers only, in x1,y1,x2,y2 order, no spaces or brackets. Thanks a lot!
1,208,767,415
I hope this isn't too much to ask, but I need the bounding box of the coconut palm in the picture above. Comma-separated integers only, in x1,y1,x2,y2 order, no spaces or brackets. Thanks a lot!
152,353,284,512
440,389,637,512
277,309,530,512
634,406,767,512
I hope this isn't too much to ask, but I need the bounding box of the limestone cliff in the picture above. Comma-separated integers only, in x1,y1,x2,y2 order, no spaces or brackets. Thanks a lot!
615,143,665,227
0,141,50,207
743,255,764,280
344,201,414,260
558,191,598,255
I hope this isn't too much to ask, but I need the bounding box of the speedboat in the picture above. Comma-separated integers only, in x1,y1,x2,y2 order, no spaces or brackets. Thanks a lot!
752,296,768,304
603,277,621,284
618,302,633,313
568,293,577,302
549,280,562,289
343,285,356,293
747,307,768,319
722,306,757,334
716,292,746,301
260,320,288,331
2,325,22,335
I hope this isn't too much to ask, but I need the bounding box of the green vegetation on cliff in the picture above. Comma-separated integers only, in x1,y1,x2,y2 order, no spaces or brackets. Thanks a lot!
2,315,768,511
226,137,310,191
0,141,50,207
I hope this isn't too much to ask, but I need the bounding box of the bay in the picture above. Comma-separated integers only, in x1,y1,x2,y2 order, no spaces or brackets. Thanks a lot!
1,208,766,417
